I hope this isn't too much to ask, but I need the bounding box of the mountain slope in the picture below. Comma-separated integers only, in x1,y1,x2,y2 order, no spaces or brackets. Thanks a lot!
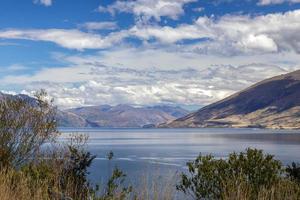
160,70,300,129
67,104,188,128
56,110,97,127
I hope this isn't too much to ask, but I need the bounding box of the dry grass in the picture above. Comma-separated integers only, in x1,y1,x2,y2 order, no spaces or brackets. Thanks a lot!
132,169,178,200
222,177,300,200
0,166,299,200
0,169,49,200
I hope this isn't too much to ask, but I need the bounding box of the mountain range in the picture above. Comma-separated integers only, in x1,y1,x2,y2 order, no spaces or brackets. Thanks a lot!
0,92,189,128
59,104,189,128
159,69,300,129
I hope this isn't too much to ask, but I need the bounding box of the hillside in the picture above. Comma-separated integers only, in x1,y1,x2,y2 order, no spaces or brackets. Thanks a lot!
159,70,300,129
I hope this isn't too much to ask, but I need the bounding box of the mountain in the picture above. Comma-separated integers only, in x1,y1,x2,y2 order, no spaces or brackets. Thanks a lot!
65,104,189,128
0,92,188,128
0,92,85,127
146,105,189,118
56,110,95,127
159,70,300,129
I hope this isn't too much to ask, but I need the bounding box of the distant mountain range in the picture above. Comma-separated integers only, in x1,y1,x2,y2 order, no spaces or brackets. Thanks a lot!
61,104,189,128
59,104,189,128
159,70,300,129
0,92,189,128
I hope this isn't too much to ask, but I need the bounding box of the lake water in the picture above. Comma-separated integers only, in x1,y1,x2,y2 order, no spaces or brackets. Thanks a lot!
59,128,300,187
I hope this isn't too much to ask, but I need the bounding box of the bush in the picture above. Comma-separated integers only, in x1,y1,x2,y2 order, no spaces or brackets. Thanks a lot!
177,148,283,200
286,162,300,183
0,90,57,168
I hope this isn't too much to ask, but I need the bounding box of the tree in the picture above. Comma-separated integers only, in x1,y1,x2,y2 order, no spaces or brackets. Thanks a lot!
0,90,58,168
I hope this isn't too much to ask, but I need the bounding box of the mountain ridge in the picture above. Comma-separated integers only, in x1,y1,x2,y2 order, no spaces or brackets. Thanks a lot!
65,104,189,128
0,92,189,128
159,69,300,129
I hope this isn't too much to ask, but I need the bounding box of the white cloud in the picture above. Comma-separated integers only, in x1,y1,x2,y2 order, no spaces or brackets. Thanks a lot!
1,9,300,55
0,29,123,50
3,47,298,109
129,9,300,54
99,0,196,21
79,21,119,31
14,62,289,109
33,0,52,6
0,64,27,72
258,0,300,5
129,24,210,43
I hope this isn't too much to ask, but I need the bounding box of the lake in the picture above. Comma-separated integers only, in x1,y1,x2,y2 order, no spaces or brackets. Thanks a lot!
59,128,300,187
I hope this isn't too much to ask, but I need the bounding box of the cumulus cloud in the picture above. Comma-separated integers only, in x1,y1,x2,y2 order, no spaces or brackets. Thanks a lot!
14,63,288,109
128,9,300,54
129,24,210,43
33,0,52,6
258,0,300,5
1,9,300,55
0,9,300,55
79,21,119,31
98,0,196,21
3,47,296,108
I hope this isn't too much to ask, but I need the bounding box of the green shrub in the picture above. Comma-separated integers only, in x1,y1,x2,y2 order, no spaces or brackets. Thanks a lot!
177,148,283,200
286,162,300,183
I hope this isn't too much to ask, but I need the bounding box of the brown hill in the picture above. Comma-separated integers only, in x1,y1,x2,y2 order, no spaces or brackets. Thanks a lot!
159,70,300,129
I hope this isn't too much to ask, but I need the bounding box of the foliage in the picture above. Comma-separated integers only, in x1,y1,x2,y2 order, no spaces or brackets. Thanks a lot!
92,150,132,200
59,134,96,200
0,92,132,200
177,148,283,200
286,162,300,183
0,90,58,168
99,167,132,200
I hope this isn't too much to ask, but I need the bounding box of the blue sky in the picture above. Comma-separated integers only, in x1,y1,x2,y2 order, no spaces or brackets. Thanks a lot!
0,0,300,109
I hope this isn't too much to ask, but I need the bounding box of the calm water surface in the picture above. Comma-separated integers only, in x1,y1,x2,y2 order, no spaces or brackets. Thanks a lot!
59,128,300,185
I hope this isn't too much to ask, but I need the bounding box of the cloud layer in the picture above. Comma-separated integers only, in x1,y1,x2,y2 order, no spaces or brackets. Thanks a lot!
3,47,298,108
1,9,300,54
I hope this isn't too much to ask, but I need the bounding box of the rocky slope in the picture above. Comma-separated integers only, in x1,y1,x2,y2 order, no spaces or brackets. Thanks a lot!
159,70,300,129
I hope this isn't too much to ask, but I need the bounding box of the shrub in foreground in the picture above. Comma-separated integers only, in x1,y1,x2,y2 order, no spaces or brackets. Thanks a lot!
177,148,300,200
287,162,300,183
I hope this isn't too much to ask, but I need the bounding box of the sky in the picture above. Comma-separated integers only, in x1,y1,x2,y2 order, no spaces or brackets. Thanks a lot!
0,0,300,110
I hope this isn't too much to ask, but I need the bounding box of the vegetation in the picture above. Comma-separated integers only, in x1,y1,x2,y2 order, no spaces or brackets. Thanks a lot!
0,92,300,200
0,91,131,200
177,148,300,200
0,90,57,168
287,162,300,183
